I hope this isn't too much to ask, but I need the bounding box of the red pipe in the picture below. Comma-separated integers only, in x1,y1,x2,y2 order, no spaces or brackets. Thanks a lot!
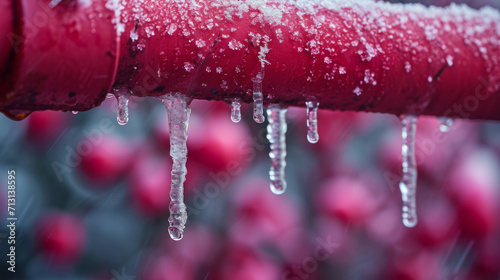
1,1,500,120
0,0,118,120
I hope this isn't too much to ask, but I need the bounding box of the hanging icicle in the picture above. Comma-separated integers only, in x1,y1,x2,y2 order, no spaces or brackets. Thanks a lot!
267,105,288,195
252,73,265,123
230,100,242,123
114,90,131,125
305,101,319,143
399,115,418,228
159,93,191,241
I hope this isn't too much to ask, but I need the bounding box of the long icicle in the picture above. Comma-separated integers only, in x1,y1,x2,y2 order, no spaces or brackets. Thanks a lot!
267,105,288,195
159,93,191,241
399,115,418,228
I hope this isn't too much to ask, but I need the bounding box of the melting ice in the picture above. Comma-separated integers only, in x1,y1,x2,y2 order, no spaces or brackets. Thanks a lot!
305,101,319,143
159,94,191,241
267,105,288,195
399,115,418,228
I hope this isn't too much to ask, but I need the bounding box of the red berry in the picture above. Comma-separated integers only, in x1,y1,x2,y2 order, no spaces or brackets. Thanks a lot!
414,199,458,248
79,136,134,185
26,111,68,147
316,177,377,225
36,212,86,265
230,178,301,245
446,150,499,238
130,155,171,216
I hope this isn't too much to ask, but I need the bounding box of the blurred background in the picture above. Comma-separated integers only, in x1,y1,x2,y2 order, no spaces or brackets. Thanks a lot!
2,0,500,280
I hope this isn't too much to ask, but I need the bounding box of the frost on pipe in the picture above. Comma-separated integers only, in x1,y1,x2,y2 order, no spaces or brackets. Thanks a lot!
1,0,500,235
111,0,500,121
1,1,500,120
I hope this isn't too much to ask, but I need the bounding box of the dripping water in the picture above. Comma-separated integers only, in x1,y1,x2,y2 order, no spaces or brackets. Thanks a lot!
305,101,319,143
252,73,265,123
399,115,418,228
159,93,191,241
114,90,131,125
267,105,287,195
71,111,78,115
230,100,241,123
438,117,454,133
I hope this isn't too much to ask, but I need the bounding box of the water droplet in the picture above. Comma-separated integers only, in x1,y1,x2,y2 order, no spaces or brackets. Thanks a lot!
438,117,454,132
159,93,191,241
114,90,131,125
399,115,418,228
267,106,287,195
305,101,319,143
252,74,265,123
230,100,241,123
71,111,78,115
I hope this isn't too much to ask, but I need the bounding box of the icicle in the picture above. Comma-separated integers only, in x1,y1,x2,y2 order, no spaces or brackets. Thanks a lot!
267,105,287,195
438,117,454,133
305,101,319,143
159,93,190,241
114,90,131,125
230,100,241,123
71,111,78,115
399,115,418,228
252,73,265,123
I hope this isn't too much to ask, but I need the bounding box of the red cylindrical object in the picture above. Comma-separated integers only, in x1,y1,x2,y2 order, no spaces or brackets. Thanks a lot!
0,0,118,120
2,1,500,121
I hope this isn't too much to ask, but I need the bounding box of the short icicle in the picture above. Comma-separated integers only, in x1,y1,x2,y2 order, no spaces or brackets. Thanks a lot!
305,101,319,143
114,89,131,125
438,117,454,133
267,105,288,195
252,73,265,123
159,93,191,241
399,115,418,228
230,100,242,123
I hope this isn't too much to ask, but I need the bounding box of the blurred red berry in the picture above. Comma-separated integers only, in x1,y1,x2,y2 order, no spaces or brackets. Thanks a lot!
130,155,171,216
26,111,68,147
36,212,86,265
446,150,499,239
217,246,280,280
230,179,301,245
188,114,250,173
79,136,134,185
414,199,458,248
316,177,377,225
